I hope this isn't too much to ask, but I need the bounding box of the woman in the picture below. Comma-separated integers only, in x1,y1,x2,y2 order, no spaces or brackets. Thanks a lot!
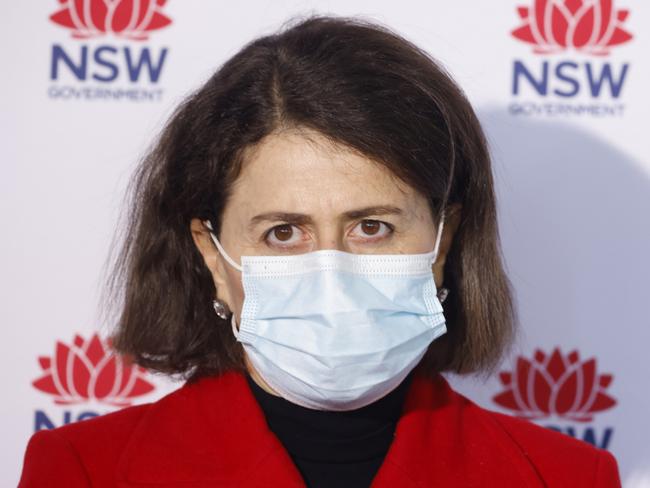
19,14,620,488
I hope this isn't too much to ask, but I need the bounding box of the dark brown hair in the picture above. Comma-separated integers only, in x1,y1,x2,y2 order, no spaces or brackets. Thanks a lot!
103,14,516,380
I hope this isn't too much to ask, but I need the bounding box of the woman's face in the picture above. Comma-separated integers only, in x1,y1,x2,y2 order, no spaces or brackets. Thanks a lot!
191,127,458,392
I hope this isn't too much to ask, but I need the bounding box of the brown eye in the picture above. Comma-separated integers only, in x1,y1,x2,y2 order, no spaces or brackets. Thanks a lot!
351,220,393,243
273,224,294,241
361,220,381,235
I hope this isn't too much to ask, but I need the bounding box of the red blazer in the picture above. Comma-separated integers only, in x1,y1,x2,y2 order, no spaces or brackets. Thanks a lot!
19,371,620,487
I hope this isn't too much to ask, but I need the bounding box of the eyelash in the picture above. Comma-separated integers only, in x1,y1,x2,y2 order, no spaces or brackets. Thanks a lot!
263,220,395,247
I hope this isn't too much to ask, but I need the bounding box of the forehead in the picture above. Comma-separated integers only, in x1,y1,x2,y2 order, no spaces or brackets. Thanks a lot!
226,128,425,216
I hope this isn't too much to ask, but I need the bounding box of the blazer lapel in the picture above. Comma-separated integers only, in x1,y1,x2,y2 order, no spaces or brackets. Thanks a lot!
116,372,305,487
370,373,546,488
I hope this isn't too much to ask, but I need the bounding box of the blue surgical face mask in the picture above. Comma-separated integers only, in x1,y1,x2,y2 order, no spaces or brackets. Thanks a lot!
204,214,447,411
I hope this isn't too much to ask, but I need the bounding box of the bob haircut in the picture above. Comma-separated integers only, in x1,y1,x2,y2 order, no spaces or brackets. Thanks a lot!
105,14,516,380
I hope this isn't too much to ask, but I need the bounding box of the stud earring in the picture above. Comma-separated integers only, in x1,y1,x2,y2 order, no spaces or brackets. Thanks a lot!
437,287,449,303
212,299,230,320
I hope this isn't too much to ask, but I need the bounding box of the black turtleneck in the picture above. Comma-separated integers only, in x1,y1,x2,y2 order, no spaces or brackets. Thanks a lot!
245,374,413,488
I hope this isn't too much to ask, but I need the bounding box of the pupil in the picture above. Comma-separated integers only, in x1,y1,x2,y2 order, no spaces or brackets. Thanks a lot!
362,221,380,235
274,225,293,241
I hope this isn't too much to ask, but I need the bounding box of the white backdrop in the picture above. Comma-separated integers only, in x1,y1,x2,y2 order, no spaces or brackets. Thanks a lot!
2,1,649,486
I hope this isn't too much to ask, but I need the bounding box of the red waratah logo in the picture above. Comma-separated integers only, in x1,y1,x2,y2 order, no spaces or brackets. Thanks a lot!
50,0,172,41
512,0,633,55
493,348,617,422
32,333,155,407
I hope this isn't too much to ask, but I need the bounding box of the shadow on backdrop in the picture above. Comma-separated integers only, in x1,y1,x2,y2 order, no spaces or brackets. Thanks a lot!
447,107,650,486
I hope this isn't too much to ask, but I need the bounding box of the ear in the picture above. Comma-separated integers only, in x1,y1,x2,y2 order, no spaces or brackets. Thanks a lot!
189,218,235,308
432,203,462,288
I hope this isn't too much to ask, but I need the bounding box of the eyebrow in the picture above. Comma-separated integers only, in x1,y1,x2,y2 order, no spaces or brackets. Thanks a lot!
248,205,404,229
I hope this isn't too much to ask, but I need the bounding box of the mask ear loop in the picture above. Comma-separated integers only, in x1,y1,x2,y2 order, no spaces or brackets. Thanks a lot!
203,220,243,272
204,220,243,340
431,211,446,265
231,314,240,340
432,211,449,303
